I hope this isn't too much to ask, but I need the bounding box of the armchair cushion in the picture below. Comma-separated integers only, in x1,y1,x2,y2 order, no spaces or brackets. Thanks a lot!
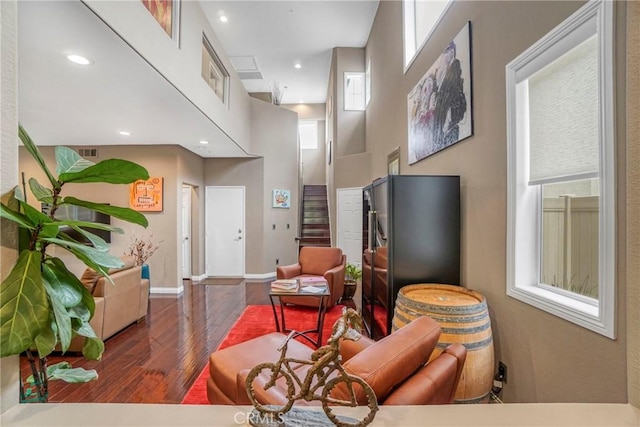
298,247,343,276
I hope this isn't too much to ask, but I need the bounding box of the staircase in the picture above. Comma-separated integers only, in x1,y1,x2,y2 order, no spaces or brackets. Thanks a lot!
299,185,331,249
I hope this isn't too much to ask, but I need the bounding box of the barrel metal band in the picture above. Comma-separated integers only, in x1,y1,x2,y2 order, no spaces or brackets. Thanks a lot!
435,335,493,350
454,391,491,404
397,296,487,315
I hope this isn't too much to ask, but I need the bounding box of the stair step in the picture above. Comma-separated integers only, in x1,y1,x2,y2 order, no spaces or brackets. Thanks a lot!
302,218,329,225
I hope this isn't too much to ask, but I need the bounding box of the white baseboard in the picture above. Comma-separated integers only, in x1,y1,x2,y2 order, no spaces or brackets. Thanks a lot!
244,272,276,280
190,274,207,282
150,285,184,295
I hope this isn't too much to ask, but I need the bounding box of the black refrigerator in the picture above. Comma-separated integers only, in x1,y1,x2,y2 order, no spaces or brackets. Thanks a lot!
361,175,461,339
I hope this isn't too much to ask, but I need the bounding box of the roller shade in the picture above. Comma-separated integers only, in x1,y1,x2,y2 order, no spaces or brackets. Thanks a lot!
528,35,599,186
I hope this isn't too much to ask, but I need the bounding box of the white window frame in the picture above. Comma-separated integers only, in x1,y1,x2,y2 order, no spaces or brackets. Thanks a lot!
298,120,318,150
506,0,615,338
402,0,454,72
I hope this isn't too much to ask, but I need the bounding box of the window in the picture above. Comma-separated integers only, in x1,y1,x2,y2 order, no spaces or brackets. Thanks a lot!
299,121,318,149
202,35,229,106
344,72,365,111
506,0,615,338
402,0,453,70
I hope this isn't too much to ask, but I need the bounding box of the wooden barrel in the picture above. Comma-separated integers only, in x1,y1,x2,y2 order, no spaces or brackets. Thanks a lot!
392,284,494,404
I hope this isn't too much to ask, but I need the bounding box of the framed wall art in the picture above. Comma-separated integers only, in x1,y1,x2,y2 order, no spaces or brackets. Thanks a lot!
141,0,181,44
407,21,473,165
272,189,291,209
130,177,164,212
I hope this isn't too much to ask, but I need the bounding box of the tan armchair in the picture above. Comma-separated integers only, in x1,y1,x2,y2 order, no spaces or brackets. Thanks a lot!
276,247,346,308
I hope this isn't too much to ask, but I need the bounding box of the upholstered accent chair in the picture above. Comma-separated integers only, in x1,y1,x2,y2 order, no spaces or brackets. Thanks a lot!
276,246,346,308
206,314,467,405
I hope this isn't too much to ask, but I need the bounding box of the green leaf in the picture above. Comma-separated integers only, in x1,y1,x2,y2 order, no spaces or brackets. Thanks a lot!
69,226,109,252
82,337,104,361
19,125,59,190
55,146,95,175
56,220,124,235
34,318,57,358
56,244,114,287
62,197,148,228
0,202,36,230
46,361,72,377
28,178,54,204
44,237,123,268
50,366,98,383
38,223,59,239
69,305,91,323
42,258,83,308
42,274,72,353
58,159,149,184
17,199,52,227
73,319,97,339
0,251,48,357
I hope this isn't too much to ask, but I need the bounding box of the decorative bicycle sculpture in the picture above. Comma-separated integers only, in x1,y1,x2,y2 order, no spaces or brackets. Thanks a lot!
245,308,378,427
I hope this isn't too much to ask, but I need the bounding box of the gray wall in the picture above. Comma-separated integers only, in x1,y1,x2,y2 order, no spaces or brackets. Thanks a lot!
250,99,300,271
365,0,628,403
627,0,640,408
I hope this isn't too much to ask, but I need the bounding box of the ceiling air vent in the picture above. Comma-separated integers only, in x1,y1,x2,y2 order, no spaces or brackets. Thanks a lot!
229,56,263,80
76,147,99,159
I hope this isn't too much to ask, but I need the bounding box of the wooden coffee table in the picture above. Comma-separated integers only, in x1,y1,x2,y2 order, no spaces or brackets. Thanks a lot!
268,284,331,348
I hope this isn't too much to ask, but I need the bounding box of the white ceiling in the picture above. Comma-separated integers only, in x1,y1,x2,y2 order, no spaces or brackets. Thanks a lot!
17,1,378,157
200,1,379,104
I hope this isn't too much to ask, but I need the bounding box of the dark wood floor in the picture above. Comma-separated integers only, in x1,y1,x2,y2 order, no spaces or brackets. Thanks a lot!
19,279,274,404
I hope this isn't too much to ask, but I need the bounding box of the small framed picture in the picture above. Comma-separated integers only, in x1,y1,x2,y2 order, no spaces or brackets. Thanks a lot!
272,189,291,209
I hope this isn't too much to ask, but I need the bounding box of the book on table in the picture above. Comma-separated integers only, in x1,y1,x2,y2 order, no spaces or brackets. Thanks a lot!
271,279,299,292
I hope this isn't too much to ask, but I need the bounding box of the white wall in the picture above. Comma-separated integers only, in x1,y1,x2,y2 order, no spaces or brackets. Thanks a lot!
83,0,252,152
0,0,20,413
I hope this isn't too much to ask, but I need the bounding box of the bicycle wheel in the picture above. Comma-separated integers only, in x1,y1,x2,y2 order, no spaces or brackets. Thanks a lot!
321,375,378,426
245,362,295,415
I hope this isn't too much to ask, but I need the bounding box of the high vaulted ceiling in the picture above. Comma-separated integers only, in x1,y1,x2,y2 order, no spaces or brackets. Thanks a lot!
201,1,379,105
17,1,378,157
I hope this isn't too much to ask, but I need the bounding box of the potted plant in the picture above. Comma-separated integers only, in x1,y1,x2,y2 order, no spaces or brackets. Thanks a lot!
0,125,149,402
342,263,362,300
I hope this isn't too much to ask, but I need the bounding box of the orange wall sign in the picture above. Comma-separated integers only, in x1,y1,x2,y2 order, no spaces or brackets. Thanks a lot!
130,177,163,212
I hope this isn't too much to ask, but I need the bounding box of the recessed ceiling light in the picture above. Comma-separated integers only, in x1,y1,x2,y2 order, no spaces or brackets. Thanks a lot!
299,100,304,104
119,131,131,136
67,54,92,65
219,15,228,23
200,140,209,145
294,63,302,69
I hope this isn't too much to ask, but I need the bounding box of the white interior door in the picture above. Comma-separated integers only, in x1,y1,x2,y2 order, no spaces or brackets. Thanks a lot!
181,186,192,279
337,187,363,266
206,186,245,277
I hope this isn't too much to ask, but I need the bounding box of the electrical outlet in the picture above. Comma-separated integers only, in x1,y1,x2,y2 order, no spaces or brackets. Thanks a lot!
286,223,290,229
498,362,507,383
272,224,276,230
276,259,279,265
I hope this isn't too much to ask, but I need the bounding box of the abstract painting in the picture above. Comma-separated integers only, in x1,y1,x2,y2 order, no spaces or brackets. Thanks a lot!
130,177,163,212
407,22,473,164
272,189,291,209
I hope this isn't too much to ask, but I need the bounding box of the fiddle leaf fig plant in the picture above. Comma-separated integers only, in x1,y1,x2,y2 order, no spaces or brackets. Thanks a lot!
0,125,149,392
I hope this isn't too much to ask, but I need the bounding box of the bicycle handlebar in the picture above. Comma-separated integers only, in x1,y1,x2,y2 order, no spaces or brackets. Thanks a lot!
278,330,298,352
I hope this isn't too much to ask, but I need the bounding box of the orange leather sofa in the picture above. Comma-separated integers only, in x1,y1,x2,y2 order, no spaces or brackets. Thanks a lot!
206,315,466,406
276,246,346,308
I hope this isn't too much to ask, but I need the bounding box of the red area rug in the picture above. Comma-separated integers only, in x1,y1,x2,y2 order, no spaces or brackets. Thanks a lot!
181,304,346,404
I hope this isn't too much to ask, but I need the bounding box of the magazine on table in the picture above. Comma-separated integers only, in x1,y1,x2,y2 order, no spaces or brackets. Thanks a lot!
300,285,327,294
298,276,328,287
